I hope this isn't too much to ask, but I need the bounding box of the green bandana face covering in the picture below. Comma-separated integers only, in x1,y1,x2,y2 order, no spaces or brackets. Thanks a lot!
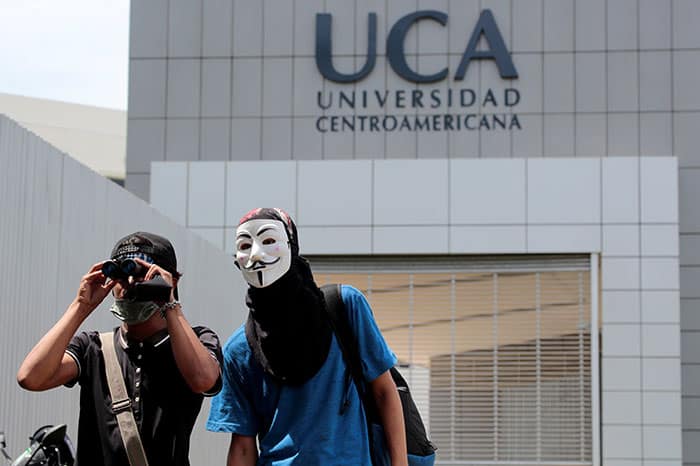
110,299,161,325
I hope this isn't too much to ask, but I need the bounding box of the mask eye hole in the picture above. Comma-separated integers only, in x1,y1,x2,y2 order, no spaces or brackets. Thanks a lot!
262,238,276,245
238,242,252,251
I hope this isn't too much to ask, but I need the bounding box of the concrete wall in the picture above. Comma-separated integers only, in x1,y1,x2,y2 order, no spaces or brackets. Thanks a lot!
0,115,245,464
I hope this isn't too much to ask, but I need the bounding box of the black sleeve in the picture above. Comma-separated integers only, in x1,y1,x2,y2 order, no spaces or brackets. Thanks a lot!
193,326,224,396
64,330,97,387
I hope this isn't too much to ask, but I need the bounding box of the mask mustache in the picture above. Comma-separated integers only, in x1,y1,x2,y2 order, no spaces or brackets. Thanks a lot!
243,257,280,270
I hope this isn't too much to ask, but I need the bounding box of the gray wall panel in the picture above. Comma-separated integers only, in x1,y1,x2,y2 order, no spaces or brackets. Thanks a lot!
0,116,245,465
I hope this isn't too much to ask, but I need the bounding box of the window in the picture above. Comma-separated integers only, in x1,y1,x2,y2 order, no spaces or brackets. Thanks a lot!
313,255,593,466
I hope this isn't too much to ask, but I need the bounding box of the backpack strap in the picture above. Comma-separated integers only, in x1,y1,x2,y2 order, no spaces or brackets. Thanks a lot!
100,332,150,466
320,284,378,420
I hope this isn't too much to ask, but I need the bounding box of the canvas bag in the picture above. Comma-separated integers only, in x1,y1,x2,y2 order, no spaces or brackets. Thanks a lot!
321,284,437,466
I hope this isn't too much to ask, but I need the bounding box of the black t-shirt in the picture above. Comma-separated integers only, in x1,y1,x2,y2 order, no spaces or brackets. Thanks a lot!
65,327,223,466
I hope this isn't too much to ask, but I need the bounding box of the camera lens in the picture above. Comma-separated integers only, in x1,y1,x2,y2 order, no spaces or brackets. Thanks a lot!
101,261,122,279
120,259,144,278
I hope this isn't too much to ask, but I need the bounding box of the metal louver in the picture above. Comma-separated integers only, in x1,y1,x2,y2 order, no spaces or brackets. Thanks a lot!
312,255,594,466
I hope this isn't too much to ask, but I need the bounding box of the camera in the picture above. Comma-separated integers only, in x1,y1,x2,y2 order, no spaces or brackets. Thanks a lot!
102,259,172,302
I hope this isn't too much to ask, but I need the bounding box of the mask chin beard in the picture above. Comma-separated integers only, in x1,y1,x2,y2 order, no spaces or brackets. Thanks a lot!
240,255,291,288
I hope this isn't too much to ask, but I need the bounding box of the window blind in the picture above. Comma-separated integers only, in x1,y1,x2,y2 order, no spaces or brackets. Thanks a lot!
312,255,592,466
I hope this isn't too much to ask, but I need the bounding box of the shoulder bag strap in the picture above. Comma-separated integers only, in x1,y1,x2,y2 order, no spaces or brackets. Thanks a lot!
99,332,150,466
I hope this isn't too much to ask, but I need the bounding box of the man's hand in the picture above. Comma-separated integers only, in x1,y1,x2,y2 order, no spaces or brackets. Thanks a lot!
133,257,176,302
74,262,117,313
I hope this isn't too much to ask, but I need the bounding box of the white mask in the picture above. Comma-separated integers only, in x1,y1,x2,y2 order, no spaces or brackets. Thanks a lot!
235,219,292,288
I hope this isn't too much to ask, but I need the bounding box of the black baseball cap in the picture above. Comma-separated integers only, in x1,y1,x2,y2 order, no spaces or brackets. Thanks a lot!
110,232,178,276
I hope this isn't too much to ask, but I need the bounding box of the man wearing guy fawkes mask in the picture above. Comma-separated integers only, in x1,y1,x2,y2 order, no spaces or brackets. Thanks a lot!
18,232,223,466
207,208,408,466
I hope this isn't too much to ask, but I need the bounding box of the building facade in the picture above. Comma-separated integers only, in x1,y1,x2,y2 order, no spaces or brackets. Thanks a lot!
125,1,700,465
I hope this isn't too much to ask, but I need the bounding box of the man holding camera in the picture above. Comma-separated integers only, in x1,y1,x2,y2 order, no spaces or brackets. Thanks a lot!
17,232,223,466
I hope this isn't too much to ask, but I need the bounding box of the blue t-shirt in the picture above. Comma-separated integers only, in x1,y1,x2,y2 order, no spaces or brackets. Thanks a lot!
207,285,397,466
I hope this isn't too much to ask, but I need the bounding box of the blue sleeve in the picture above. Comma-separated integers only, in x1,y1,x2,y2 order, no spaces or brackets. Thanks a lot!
206,328,260,436
341,285,397,382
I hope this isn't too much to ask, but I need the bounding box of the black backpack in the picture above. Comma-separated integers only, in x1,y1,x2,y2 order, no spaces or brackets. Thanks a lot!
321,284,437,466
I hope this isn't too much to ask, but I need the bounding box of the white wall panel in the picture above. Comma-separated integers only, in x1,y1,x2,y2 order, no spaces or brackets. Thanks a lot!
602,257,640,290
645,392,682,425
643,426,683,459
527,225,601,252
602,358,642,391
450,159,526,224
603,391,642,424
225,160,297,226
603,324,642,357
374,159,449,225
603,225,640,257
527,158,601,224
151,162,188,225
602,157,640,224
641,157,679,223
297,226,372,254
298,160,372,226
449,225,526,253
188,162,226,227
602,290,641,324
373,226,448,254
642,324,681,357
642,290,680,323
603,425,642,459
643,359,681,391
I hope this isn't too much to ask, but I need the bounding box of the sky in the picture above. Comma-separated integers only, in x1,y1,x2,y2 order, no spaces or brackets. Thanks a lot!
0,0,130,110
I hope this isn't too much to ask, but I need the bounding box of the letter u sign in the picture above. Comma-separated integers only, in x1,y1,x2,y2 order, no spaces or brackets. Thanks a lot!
315,9,518,84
